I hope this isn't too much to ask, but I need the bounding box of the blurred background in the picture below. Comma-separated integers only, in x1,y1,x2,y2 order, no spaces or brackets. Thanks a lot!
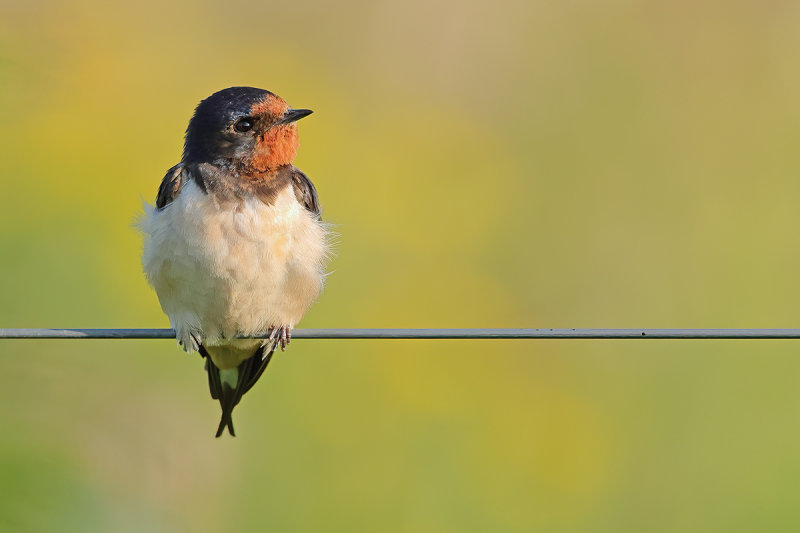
2,0,800,530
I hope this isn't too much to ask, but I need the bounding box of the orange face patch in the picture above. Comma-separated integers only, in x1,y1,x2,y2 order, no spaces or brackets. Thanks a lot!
248,124,299,172
242,94,299,172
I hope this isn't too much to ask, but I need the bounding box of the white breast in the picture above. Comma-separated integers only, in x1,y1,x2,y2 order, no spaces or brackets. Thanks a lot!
140,180,329,352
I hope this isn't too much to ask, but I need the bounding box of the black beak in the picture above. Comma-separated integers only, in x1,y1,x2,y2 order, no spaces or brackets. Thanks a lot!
277,108,313,125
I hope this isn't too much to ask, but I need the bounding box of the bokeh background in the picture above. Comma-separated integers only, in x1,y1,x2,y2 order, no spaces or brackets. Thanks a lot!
2,0,800,530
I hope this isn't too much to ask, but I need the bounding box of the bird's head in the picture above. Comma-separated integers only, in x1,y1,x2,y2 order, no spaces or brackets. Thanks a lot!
183,86,313,172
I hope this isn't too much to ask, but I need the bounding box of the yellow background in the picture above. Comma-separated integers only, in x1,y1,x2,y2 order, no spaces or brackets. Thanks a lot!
2,0,800,530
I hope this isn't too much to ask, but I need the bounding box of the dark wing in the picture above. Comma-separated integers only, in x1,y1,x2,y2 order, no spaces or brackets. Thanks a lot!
155,163,187,209
290,167,321,219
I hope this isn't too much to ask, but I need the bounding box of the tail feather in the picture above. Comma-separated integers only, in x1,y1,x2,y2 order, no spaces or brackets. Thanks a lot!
216,419,232,437
200,341,278,438
216,385,237,437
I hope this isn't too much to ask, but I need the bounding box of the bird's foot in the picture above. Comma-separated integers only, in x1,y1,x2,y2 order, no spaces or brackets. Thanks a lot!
268,326,292,351
178,331,201,353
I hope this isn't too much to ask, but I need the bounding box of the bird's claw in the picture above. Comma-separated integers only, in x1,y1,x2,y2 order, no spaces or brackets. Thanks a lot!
267,325,291,351
178,332,201,353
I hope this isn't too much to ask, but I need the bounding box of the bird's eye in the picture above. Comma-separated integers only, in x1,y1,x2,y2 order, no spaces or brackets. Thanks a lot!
234,117,253,132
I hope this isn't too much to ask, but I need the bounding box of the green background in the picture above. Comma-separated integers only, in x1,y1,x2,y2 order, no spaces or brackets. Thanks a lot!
2,0,800,530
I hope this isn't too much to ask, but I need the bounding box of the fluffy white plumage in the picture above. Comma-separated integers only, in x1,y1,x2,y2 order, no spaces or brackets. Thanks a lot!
139,179,329,369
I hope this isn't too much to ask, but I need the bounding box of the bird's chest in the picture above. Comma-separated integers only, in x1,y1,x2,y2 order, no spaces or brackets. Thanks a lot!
185,184,311,279
143,181,327,335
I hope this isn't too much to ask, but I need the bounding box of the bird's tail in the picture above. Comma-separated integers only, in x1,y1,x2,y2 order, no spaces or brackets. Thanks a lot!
216,375,238,438
200,341,277,437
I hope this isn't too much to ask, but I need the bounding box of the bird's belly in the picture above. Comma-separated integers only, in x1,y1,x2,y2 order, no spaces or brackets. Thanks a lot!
141,181,328,349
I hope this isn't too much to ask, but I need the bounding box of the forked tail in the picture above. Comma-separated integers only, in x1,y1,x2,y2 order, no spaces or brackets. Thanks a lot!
199,342,277,437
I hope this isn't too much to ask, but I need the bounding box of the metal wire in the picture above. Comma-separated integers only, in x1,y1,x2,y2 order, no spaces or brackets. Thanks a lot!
2,328,800,339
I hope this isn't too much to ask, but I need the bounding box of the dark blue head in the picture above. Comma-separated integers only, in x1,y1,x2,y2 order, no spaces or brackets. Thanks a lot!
183,87,272,163
182,87,313,168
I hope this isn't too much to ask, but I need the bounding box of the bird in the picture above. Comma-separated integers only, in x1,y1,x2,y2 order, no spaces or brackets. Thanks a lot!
139,87,330,437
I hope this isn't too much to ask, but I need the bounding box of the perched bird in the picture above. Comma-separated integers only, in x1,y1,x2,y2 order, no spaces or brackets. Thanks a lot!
139,87,329,437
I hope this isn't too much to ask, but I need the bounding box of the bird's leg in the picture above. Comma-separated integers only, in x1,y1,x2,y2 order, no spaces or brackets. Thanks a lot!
280,326,291,351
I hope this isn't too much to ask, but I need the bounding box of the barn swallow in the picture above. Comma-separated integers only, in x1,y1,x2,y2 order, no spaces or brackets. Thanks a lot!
139,87,329,437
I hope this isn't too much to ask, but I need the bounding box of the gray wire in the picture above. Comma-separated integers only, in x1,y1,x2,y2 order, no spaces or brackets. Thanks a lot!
2,328,800,339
